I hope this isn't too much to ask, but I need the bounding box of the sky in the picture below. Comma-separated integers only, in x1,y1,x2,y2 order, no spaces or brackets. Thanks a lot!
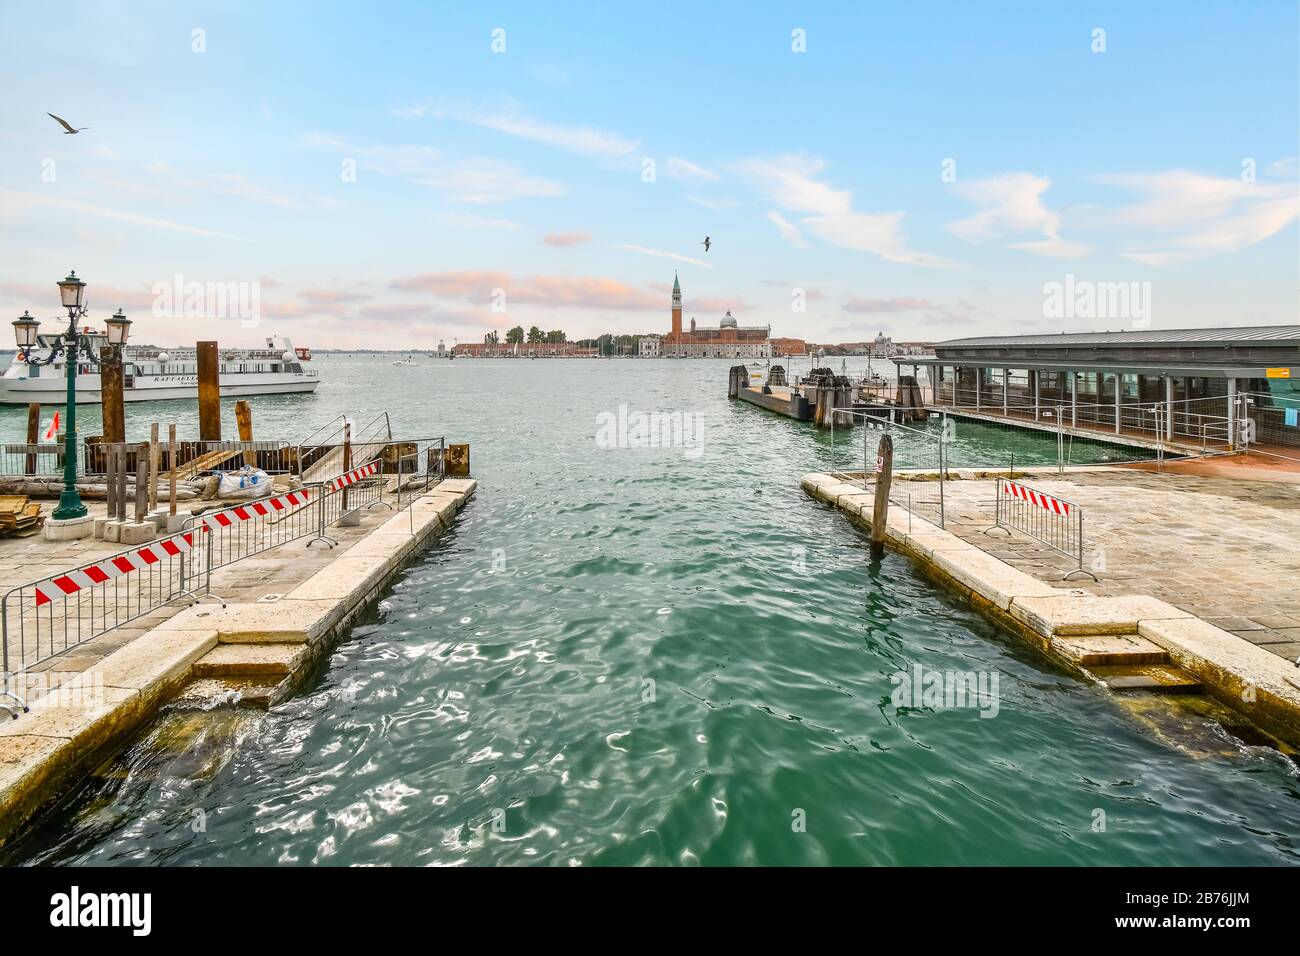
0,1,1297,349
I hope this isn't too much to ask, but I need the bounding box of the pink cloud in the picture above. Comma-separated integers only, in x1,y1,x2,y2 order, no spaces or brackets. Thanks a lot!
392,271,662,311
542,231,592,247
843,296,935,314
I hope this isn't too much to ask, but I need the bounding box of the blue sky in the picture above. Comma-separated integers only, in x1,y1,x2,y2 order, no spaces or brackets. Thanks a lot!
0,1,1296,348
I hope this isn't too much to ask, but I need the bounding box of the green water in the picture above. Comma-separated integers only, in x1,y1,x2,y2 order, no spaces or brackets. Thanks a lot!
4,357,1298,866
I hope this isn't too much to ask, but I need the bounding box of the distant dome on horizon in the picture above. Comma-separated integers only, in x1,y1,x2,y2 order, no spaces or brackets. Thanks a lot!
720,311,738,328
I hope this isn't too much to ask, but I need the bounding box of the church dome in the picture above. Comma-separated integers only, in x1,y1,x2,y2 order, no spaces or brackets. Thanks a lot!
720,311,738,329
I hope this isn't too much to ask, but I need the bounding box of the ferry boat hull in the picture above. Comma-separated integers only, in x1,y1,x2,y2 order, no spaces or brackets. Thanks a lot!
0,373,319,405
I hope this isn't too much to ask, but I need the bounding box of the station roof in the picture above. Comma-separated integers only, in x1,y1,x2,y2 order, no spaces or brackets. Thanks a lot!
936,326,1300,349
891,356,1298,379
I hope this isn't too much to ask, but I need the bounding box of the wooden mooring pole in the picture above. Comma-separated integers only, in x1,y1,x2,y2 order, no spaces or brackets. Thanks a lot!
197,341,221,441
168,424,178,517
870,432,894,561
235,399,253,467
99,346,126,444
25,403,39,476
148,422,160,511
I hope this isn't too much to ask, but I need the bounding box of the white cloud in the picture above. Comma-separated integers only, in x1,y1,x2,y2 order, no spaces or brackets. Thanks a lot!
0,188,249,241
685,194,743,213
665,156,719,182
766,210,808,248
397,100,639,158
946,172,1086,259
304,134,563,203
617,244,713,268
1090,168,1299,265
739,153,949,267
438,212,521,231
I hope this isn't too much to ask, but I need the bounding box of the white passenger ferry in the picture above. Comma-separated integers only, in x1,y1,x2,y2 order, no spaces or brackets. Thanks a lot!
0,333,319,404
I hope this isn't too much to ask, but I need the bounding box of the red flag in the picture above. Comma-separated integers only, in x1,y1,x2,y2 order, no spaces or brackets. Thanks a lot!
42,411,59,442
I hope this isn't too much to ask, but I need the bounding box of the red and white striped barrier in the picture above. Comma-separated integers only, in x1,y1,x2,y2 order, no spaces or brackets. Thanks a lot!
199,489,312,531
33,532,196,607
999,478,1071,517
327,460,379,491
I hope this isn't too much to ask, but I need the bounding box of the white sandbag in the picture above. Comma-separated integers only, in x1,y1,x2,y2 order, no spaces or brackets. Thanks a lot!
215,466,273,499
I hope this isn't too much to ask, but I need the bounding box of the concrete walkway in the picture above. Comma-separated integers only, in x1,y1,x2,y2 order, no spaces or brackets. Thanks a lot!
930,470,1300,663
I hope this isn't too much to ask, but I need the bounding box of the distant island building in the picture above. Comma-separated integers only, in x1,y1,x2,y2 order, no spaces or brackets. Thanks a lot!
452,340,598,358
661,274,772,358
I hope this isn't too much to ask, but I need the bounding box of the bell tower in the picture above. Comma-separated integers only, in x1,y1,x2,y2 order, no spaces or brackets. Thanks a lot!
671,272,682,339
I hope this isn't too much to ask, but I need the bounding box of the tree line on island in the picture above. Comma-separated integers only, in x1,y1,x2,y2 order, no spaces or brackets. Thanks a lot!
484,327,644,356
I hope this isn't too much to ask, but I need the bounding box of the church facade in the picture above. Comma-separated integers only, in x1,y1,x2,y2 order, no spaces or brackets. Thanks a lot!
661,273,772,358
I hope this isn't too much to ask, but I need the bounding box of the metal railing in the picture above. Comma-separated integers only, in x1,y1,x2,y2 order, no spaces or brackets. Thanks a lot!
930,389,1236,451
0,438,447,716
988,477,1096,581
295,412,393,482
833,407,946,528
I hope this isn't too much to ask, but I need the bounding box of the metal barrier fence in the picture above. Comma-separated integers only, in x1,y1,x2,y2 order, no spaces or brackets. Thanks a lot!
989,477,1095,581
0,439,446,716
833,407,946,528
0,437,300,481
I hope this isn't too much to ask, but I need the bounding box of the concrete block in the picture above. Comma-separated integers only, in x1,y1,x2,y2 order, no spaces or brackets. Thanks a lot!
1051,633,1169,667
167,512,193,534
87,628,218,701
1010,594,1192,638
163,600,341,645
338,508,362,527
437,477,477,497
899,531,983,562
193,643,310,678
931,547,1064,611
41,515,94,542
101,519,124,543
287,554,393,605
145,508,170,531
117,521,157,545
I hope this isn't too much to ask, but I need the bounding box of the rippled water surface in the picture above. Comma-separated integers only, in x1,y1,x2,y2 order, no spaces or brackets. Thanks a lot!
6,357,1299,865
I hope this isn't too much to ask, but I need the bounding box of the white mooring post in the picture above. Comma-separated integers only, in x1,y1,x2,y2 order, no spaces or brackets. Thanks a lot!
1114,372,1122,434
1227,378,1237,448
1165,376,1174,440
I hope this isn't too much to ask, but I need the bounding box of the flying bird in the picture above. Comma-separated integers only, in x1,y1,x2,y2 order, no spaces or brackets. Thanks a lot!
47,113,91,134
701,236,711,252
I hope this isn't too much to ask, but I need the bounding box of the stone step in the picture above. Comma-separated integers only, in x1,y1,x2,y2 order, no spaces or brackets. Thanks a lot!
171,677,286,710
1087,663,1203,694
192,643,310,679
1051,633,1170,666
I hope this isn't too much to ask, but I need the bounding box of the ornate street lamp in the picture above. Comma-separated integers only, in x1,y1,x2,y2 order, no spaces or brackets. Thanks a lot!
12,272,94,532
105,308,132,347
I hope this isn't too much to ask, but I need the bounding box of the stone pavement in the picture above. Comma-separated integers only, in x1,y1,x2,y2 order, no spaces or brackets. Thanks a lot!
0,497,405,708
928,469,1300,663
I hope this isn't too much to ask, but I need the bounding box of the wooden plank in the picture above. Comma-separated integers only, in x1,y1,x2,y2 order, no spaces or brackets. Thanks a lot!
160,447,241,481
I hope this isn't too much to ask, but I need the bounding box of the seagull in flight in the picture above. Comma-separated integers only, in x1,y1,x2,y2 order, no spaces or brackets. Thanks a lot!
47,113,91,134
701,236,711,252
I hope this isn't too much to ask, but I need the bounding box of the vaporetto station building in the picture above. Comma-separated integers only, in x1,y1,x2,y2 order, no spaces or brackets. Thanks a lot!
894,326,1300,454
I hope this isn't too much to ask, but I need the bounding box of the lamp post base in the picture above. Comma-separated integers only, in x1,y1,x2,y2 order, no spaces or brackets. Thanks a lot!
42,514,95,542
